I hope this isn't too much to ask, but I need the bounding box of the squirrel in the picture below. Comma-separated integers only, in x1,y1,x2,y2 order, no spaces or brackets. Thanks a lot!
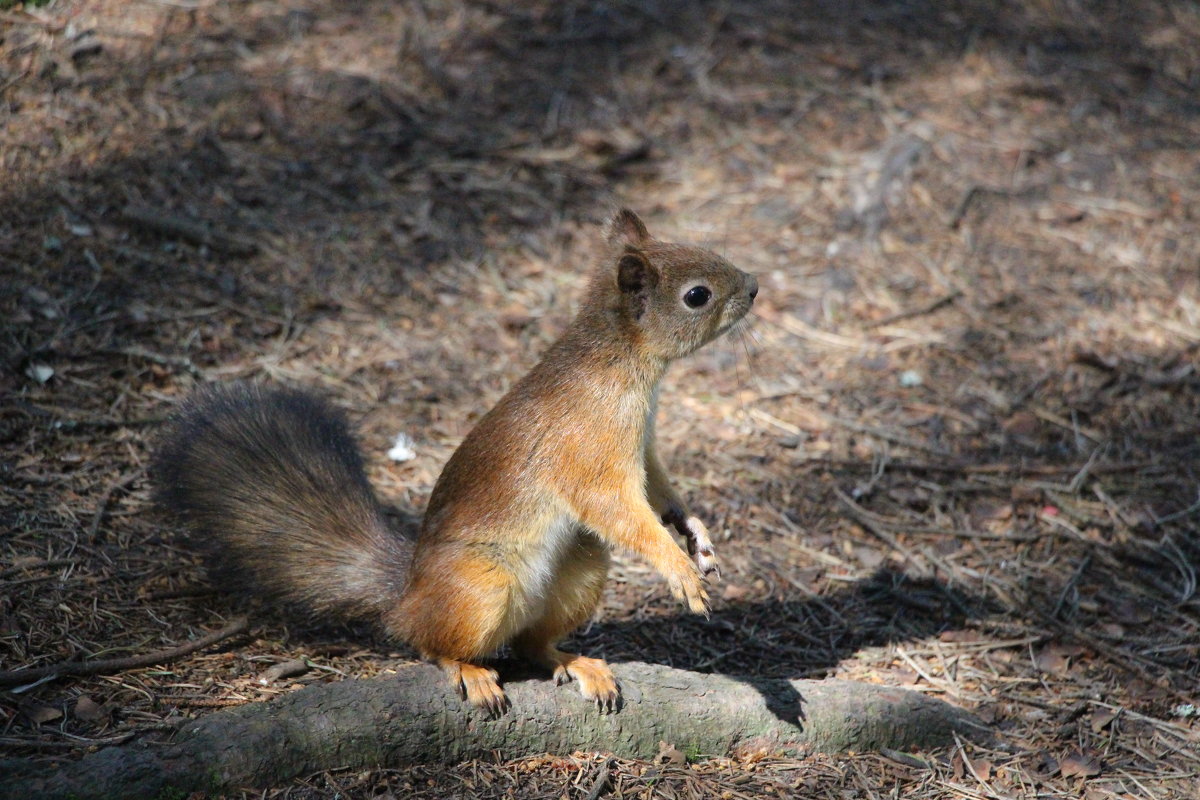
153,210,758,715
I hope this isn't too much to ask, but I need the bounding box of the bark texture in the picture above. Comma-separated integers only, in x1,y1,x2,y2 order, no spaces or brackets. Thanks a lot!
2,662,988,799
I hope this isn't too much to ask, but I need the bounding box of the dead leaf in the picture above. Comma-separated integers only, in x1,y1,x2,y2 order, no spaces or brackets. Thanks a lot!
1034,647,1068,673
722,583,750,601
1034,641,1086,674
952,751,994,781
73,695,109,722
972,502,1014,522
1091,707,1119,732
975,704,999,724
1060,750,1102,778
969,758,994,781
22,703,63,725
854,545,884,569
1011,483,1043,502
1003,411,1039,436
1111,598,1153,625
656,741,686,766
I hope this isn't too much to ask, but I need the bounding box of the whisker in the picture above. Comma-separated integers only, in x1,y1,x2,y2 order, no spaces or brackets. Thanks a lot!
741,316,766,350
734,317,764,356
728,327,755,424
738,328,759,380
728,317,762,403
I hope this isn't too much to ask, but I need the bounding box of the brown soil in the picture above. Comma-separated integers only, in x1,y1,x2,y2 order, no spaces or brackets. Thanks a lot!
2,1,1198,797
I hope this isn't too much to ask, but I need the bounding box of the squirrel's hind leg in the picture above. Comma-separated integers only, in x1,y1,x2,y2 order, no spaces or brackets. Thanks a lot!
513,531,618,711
390,553,519,716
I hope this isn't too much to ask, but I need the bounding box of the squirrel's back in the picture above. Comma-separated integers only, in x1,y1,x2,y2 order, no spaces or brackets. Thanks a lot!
152,384,410,620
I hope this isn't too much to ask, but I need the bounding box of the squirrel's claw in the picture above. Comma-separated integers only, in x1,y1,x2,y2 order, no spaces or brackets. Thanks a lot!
676,516,721,581
596,685,620,714
477,685,509,719
485,692,510,719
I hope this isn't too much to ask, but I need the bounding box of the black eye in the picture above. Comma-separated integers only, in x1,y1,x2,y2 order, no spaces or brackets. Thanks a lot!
683,286,712,308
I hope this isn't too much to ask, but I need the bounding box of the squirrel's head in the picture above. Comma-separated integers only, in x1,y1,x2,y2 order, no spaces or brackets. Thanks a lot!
598,209,758,361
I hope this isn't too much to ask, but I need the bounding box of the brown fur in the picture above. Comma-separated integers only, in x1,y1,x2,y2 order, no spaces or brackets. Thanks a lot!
155,210,756,713
153,385,410,619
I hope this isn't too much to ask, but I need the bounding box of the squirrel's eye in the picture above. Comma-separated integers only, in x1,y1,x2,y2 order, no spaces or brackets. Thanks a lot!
684,286,712,308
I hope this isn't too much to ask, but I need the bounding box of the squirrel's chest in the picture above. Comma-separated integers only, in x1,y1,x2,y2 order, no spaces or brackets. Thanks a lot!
576,377,659,459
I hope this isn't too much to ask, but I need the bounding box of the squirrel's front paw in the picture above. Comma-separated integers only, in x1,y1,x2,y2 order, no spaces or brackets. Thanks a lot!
682,516,720,580
666,560,710,616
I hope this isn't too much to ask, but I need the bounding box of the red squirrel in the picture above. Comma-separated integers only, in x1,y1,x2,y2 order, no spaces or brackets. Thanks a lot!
154,210,757,714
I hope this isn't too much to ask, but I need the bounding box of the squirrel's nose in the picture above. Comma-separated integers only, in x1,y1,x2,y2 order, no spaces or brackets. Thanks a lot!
747,275,759,301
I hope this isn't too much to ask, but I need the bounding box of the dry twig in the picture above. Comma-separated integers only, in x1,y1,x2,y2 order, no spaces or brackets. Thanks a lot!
0,618,250,689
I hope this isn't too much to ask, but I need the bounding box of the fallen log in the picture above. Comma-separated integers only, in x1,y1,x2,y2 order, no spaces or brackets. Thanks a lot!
2,662,989,799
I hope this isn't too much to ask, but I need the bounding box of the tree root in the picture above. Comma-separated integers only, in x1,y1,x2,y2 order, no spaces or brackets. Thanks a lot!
2,662,990,799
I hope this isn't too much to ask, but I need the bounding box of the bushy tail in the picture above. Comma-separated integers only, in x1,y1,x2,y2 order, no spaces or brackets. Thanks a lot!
153,383,411,621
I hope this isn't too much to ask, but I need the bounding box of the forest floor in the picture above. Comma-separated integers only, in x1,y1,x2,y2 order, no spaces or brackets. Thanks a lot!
2,1,1199,797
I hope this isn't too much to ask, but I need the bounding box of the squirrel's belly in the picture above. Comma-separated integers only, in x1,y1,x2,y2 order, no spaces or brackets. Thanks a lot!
510,513,577,618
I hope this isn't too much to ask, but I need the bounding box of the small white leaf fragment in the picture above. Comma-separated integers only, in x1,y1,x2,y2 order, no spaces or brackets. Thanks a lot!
899,370,923,387
387,432,417,462
26,364,54,383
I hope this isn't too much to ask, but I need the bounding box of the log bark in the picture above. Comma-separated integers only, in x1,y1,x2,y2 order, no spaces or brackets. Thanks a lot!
2,662,989,799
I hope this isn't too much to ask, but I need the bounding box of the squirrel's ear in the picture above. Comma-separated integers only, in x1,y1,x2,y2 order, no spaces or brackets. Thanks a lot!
617,250,660,318
607,209,651,247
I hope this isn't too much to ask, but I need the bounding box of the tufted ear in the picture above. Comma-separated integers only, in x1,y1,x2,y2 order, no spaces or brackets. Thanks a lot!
616,249,659,319
607,209,651,247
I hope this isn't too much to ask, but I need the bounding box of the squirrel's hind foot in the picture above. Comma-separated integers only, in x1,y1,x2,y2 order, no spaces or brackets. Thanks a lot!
440,659,508,717
549,651,620,713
